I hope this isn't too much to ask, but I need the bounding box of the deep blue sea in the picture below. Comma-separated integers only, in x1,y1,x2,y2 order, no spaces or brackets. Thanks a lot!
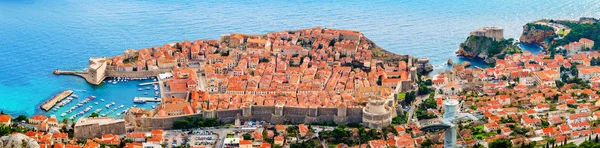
0,0,599,119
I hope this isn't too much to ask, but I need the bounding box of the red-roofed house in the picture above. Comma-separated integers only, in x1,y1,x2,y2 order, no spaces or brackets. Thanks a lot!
484,122,500,133
542,127,557,136
521,117,541,127
52,133,69,143
368,140,386,148
274,136,284,146
29,115,48,125
126,132,146,142
239,140,252,148
299,124,309,137
580,38,595,50
0,114,11,125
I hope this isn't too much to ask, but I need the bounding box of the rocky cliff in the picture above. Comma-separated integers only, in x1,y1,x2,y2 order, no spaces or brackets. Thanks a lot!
456,36,493,59
519,23,555,49
456,35,517,64
367,38,434,73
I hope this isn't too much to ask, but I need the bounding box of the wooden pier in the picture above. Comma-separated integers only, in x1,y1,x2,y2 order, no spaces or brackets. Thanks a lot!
40,90,73,111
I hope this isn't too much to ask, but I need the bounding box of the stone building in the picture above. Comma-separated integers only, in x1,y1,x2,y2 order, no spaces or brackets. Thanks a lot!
362,97,393,129
88,57,107,84
74,117,126,139
470,26,504,41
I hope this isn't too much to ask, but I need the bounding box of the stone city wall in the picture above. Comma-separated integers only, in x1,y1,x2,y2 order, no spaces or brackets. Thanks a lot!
135,105,368,130
105,67,171,78
74,120,126,139
216,109,243,123
138,113,203,130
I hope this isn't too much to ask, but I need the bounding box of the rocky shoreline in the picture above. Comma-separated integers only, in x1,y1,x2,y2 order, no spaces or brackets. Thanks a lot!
519,22,556,49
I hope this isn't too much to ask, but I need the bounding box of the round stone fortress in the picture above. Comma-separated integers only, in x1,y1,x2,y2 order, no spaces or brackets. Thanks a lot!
362,97,393,129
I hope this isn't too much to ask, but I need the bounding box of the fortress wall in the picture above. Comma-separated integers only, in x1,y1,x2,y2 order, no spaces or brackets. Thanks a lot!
139,113,203,130
345,116,363,123
90,63,107,83
283,114,308,124
283,106,309,116
347,107,363,116
165,92,188,98
216,109,242,119
308,107,318,117
136,105,367,129
316,115,335,122
105,68,170,78
317,107,338,116
252,106,275,115
74,120,125,139
219,117,238,123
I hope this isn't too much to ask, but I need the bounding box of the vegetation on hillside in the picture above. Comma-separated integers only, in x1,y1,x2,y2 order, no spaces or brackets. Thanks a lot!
525,23,555,31
459,36,519,61
551,22,600,51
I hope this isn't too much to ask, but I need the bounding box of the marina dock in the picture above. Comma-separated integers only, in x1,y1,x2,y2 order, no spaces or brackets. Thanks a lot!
134,97,161,103
40,90,73,111
138,81,159,86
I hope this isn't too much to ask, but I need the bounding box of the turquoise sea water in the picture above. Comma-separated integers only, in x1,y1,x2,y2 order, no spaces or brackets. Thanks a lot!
0,0,599,118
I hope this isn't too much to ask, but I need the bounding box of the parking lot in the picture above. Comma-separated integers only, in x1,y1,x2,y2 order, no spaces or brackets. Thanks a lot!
189,130,218,147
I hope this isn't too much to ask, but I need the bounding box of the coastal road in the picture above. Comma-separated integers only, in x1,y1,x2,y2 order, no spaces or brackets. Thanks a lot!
568,133,599,145
407,95,431,123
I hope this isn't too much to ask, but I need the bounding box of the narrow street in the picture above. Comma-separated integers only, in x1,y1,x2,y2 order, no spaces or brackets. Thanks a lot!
197,74,207,91
407,95,430,123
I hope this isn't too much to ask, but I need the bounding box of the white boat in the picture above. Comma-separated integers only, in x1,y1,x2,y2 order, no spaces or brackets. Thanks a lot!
145,87,151,90
94,102,99,105
101,99,105,102
119,105,124,108
138,88,143,91
111,102,115,105
95,109,102,113
112,81,117,84
61,113,67,117
153,85,159,90
152,105,156,109
154,92,159,96
116,113,121,116
71,94,78,98
144,92,148,95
